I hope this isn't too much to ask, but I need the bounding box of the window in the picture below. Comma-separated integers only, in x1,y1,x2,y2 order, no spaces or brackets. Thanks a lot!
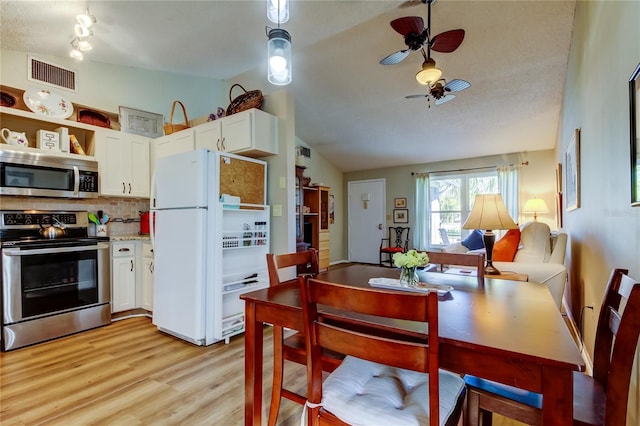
428,171,498,246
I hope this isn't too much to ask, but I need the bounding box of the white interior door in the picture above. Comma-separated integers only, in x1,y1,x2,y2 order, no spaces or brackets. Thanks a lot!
348,179,385,263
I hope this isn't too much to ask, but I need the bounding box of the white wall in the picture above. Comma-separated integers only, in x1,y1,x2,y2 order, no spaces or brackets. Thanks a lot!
0,49,229,124
559,2,640,422
295,138,344,263
343,149,558,253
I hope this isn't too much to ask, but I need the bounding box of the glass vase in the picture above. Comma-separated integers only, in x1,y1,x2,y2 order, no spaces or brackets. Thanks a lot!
399,266,420,288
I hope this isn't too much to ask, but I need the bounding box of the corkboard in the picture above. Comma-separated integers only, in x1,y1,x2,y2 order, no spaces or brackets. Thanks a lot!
219,156,265,205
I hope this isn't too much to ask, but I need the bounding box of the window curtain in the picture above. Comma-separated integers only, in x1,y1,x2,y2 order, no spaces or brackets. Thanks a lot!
414,173,430,250
497,164,520,225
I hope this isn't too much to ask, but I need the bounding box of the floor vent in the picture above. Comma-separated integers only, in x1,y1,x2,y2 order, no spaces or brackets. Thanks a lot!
28,55,78,92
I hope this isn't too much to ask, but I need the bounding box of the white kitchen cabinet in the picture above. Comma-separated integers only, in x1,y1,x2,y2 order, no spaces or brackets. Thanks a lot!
95,131,150,197
194,108,278,158
141,243,154,312
111,242,137,313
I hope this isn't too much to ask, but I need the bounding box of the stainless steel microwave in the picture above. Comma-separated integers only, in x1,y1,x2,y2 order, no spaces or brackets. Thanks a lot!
0,149,99,198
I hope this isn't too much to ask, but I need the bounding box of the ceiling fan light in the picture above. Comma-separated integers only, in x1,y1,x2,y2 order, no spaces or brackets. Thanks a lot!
416,58,442,85
267,0,289,24
267,28,292,86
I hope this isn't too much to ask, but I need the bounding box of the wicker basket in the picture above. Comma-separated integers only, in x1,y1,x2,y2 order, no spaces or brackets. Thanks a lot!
164,101,190,135
226,84,263,116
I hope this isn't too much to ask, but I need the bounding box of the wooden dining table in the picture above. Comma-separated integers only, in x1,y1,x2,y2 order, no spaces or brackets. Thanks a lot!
240,264,584,425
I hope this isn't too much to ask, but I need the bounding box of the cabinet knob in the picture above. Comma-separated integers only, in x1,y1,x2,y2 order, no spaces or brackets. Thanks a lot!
128,183,132,194
122,182,126,194
119,248,131,252
130,259,134,271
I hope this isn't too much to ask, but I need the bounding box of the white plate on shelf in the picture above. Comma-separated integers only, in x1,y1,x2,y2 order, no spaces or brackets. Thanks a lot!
368,277,453,295
23,88,74,119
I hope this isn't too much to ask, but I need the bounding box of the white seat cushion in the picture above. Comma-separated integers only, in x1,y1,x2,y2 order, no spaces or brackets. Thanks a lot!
321,356,465,426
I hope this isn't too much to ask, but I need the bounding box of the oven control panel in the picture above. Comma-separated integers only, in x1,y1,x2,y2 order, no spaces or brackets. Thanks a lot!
0,211,87,228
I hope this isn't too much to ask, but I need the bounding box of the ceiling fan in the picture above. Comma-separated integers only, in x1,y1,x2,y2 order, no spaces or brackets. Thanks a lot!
379,0,465,66
405,77,471,107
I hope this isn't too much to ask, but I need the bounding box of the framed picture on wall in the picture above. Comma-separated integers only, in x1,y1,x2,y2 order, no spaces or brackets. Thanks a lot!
556,163,563,227
565,128,581,211
394,197,407,208
393,209,409,223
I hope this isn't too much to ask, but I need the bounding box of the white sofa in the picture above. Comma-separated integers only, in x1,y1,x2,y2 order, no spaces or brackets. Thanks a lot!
442,222,567,309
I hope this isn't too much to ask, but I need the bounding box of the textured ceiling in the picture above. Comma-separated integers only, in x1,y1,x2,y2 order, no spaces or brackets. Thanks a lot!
0,1,575,172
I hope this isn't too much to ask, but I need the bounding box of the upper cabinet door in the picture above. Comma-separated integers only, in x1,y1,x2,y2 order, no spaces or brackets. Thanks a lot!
194,120,222,151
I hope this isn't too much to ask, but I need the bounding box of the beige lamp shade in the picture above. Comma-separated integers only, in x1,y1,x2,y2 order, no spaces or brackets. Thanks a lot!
463,194,518,230
523,198,549,221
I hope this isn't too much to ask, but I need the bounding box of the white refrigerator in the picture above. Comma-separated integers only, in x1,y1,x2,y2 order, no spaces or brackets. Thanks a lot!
150,149,269,345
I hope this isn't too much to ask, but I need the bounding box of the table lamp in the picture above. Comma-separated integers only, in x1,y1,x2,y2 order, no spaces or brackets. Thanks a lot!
463,194,518,275
522,198,549,221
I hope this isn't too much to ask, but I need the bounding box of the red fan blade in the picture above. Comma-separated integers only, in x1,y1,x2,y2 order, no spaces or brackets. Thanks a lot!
430,29,465,53
390,16,424,37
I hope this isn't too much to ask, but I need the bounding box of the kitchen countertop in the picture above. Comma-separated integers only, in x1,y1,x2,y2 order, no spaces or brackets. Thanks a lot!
109,234,151,241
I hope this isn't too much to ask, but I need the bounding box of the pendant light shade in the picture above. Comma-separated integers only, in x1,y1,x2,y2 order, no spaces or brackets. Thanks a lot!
267,0,289,24
267,28,292,86
416,57,443,85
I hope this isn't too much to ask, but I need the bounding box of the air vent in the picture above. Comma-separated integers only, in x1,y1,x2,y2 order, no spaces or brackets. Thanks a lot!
27,55,78,92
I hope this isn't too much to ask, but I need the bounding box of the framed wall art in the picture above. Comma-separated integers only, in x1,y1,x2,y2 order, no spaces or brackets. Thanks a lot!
394,197,407,208
565,128,581,211
393,209,409,223
556,163,563,227
630,62,640,206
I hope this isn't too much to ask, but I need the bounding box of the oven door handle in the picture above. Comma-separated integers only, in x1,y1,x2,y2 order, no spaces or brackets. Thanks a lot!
3,242,110,256
73,166,80,195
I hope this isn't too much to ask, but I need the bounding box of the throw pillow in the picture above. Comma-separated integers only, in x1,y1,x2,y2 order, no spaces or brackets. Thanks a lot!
461,229,484,250
493,228,521,262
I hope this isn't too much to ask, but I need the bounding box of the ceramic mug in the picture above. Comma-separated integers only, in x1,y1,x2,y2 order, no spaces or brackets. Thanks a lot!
1,128,28,147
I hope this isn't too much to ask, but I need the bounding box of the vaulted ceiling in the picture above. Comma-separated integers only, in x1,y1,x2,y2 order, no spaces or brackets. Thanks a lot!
0,1,575,172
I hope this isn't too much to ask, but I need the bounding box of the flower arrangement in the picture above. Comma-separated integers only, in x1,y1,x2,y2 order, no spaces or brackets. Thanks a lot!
392,250,429,268
393,250,429,287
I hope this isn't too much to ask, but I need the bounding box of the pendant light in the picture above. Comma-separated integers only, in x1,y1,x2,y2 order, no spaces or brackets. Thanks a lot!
267,0,288,24
266,0,291,86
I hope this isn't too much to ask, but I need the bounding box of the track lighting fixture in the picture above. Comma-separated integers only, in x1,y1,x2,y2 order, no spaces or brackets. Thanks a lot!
76,8,97,29
69,8,97,60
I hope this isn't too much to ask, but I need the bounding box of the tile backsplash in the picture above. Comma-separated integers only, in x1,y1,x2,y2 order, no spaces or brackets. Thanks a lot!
0,196,150,236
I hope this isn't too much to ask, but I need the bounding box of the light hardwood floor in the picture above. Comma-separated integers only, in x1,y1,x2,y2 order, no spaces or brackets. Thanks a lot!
0,317,522,425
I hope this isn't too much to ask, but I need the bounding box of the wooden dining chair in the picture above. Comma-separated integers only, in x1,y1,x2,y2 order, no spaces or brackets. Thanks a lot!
299,275,466,426
424,251,485,286
265,250,343,426
379,226,410,266
464,268,640,426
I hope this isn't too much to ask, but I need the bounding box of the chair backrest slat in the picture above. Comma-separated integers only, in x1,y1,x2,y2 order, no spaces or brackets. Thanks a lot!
591,268,640,425
266,250,318,286
424,251,485,286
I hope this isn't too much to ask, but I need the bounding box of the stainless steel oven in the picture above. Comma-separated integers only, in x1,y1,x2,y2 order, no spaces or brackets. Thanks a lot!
1,211,110,351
